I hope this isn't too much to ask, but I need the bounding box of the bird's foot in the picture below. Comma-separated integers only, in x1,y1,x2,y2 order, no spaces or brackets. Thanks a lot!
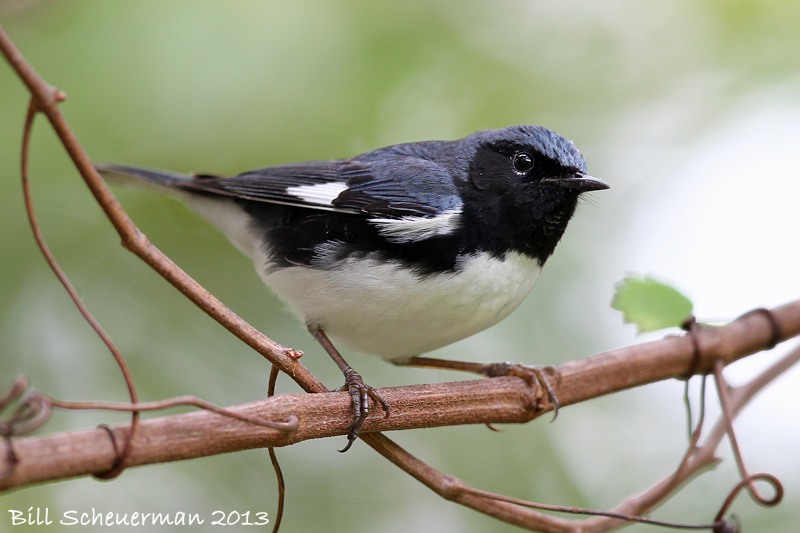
479,362,561,418
335,368,390,452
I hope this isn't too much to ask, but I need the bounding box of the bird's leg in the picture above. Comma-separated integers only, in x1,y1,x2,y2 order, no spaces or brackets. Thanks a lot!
308,327,390,452
396,356,561,417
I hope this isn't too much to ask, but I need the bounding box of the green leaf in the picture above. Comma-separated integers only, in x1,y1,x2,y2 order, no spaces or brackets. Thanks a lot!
612,275,693,333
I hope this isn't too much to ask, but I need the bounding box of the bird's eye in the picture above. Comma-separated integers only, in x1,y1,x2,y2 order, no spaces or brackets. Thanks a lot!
512,152,534,173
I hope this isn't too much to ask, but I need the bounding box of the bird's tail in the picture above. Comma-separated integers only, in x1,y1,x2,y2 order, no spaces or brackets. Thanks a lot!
95,163,195,194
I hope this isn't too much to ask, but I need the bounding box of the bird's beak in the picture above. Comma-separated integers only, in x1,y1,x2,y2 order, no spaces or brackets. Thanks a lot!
542,173,609,192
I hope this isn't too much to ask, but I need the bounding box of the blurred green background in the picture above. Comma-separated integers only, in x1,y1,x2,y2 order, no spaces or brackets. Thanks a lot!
2,1,800,531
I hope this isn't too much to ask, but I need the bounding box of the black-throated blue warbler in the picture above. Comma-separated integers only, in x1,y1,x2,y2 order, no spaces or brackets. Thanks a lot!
97,125,608,450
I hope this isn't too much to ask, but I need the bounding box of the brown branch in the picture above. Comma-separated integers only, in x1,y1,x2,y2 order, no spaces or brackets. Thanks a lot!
576,342,800,532
2,301,798,494
2,377,531,490
366,342,800,533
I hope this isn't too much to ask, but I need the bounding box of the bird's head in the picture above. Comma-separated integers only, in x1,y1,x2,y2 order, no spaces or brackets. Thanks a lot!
462,125,608,263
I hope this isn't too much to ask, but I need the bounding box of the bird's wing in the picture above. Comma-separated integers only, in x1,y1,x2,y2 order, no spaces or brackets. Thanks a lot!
180,158,463,219
184,161,353,213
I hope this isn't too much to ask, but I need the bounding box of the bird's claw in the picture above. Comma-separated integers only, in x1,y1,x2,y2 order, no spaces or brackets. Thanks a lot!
480,362,561,419
336,368,390,452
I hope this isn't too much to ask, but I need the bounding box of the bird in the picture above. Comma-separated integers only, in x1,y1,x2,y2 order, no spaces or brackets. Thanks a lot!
97,125,608,451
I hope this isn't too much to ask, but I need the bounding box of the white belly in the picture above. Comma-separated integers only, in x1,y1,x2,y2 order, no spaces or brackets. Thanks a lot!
263,251,541,361
184,196,542,360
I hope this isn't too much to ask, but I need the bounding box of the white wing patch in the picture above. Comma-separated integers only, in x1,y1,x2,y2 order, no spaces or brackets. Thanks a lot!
370,208,462,243
286,181,348,206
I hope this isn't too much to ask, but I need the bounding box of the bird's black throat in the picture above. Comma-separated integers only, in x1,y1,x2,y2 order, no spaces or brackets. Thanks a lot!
457,182,580,266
